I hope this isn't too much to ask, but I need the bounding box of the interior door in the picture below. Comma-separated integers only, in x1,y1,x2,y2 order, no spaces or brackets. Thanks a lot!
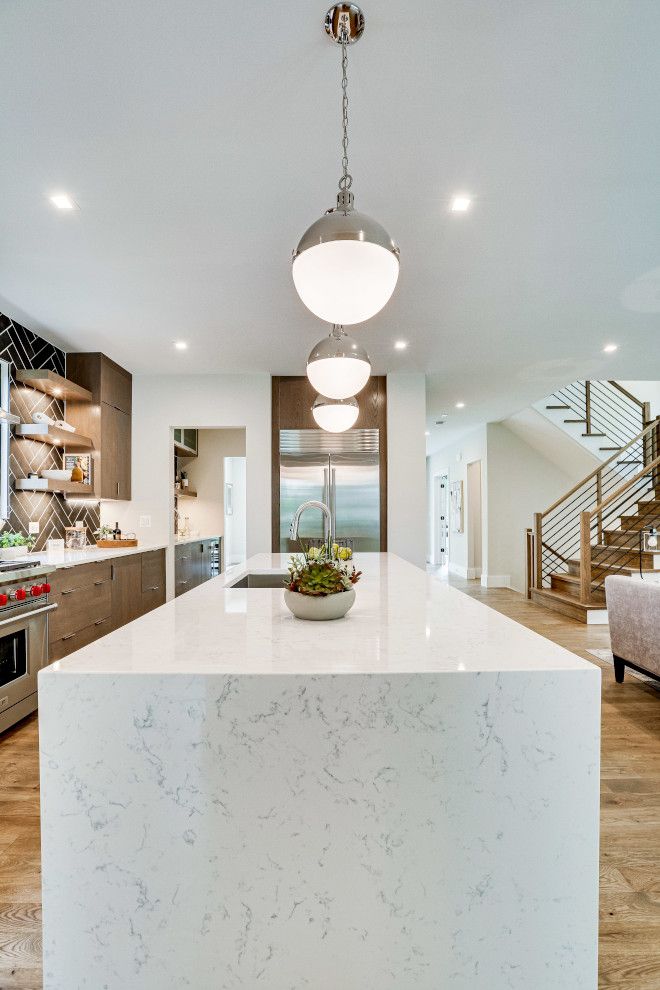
331,453,380,552
279,455,330,553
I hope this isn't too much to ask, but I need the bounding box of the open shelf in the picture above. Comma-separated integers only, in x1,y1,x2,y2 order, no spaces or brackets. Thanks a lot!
15,369,92,403
175,489,197,499
15,423,93,449
14,478,95,495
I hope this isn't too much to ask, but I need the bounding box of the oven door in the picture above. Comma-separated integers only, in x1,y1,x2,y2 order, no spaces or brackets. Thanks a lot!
0,604,55,722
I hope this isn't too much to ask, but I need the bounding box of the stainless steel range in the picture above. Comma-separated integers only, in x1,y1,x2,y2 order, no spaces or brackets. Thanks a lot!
0,560,56,733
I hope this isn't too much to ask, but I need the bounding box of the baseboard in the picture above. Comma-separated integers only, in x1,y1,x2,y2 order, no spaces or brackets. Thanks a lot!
466,567,482,580
448,563,468,578
480,573,511,588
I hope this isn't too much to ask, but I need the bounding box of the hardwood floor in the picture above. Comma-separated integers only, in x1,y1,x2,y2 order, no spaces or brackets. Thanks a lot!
0,580,658,989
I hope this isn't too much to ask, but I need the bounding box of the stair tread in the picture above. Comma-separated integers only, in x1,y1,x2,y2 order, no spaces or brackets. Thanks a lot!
532,587,606,611
599,446,622,451
564,418,588,423
546,404,571,409
582,432,606,438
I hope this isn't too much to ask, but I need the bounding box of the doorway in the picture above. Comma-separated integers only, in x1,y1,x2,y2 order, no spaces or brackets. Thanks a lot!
466,460,482,580
433,474,449,568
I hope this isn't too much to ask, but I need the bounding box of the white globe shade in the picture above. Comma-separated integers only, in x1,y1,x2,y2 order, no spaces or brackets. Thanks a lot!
293,207,400,325
306,332,371,400
312,394,359,433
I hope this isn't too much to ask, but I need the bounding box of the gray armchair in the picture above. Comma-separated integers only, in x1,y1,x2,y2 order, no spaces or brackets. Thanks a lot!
605,575,660,684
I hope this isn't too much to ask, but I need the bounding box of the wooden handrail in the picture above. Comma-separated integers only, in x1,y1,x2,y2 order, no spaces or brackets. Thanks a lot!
588,453,660,520
608,380,646,411
541,417,660,518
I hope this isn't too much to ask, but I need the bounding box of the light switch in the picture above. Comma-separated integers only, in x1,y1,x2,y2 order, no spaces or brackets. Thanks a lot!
139,515,151,528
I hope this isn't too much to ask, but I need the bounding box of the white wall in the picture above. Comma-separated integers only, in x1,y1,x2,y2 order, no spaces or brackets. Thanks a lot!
387,373,427,569
617,381,660,417
181,429,245,539
101,374,270,597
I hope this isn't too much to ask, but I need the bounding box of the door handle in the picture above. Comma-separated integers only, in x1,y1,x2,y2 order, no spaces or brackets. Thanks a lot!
62,633,76,642
61,589,74,596
148,585,159,592
94,580,105,587
94,618,106,626
116,481,120,495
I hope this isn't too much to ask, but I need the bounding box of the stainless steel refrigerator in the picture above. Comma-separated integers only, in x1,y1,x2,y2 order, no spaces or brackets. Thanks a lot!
279,429,380,553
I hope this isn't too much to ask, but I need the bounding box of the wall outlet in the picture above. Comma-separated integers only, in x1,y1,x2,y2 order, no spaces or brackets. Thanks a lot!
139,515,151,528
28,521,40,535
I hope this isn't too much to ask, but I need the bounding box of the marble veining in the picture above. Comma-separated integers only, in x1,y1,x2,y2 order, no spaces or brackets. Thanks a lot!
38,553,600,989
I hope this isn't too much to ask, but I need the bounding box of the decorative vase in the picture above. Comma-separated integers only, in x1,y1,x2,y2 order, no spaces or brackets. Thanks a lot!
71,460,84,483
284,588,356,621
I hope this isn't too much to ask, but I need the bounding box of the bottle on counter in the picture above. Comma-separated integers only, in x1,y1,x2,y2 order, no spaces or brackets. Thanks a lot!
113,521,122,541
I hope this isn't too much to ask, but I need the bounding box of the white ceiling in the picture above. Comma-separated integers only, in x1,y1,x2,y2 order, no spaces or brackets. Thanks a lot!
1,1,659,452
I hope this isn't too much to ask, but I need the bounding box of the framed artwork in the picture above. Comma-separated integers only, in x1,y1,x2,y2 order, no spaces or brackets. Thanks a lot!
64,453,92,486
450,480,464,533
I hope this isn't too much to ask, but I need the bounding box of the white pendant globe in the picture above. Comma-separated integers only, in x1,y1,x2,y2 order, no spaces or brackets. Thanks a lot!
306,330,371,400
312,394,359,433
293,205,400,325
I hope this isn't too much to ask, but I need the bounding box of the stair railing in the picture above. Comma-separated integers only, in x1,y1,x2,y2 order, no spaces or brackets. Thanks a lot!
530,417,660,603
546,379,650,451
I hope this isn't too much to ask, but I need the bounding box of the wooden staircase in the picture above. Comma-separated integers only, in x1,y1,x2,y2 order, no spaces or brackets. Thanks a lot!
527,388,660,622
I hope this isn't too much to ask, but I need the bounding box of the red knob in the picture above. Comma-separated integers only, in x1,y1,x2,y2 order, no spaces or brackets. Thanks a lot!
31,585,42,597
0,594,7,607
42,582,51,593
15,588,27,601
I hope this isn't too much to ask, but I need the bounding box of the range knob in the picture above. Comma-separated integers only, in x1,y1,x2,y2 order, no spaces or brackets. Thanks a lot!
42,582,51,594
14,588,27,601
30,585,43,597
0,594,7,607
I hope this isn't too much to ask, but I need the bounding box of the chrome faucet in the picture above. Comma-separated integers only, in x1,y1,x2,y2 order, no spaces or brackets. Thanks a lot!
290,500,333,545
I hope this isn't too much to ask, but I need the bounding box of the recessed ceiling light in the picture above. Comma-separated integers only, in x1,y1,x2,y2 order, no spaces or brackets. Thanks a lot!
53,388,62,397
394,340,408,350
603,343,618,353
174,341,188,351
455,401,465,409
49,193,78,210
450,194,472,213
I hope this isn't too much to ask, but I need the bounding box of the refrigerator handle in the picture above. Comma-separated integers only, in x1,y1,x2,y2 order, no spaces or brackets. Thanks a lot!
330,467,336,544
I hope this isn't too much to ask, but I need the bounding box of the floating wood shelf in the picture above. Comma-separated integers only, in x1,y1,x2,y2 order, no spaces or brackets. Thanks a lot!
174,442,198,459
175,489,197,499
14,478,95,496
15,424,94,449
15,369,92,403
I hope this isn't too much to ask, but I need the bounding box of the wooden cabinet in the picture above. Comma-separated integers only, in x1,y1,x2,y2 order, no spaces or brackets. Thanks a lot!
48,561,112,661
141,549,166,615
174,428,198,457
66,353,132,500
49,548,166,661
110,556,142,631
174,538,219,597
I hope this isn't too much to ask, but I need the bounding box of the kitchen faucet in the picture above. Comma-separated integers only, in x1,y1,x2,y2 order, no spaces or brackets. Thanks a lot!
290,500,333,546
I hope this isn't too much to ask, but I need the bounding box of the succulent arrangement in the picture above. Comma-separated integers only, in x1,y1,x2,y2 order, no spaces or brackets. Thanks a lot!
0,532,35,549
286,542,361,597
94,525,114,540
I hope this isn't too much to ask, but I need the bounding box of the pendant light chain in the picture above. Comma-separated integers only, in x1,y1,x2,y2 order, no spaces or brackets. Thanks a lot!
339,29,353,191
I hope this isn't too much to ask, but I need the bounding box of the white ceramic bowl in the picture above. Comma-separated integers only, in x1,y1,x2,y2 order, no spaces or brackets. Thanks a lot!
284,588,356,621
41,469,73,481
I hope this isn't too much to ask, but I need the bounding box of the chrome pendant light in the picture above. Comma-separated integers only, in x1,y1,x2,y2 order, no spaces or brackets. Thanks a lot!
307,325,371,399
312,393,359,433
292,4,400,326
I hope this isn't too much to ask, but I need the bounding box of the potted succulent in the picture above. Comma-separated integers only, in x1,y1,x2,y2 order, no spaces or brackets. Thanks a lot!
0,532,35,561
284,542,361,621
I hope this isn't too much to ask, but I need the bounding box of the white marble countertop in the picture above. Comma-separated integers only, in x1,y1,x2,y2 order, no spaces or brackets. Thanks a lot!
21,542,168,568
44,552,595,676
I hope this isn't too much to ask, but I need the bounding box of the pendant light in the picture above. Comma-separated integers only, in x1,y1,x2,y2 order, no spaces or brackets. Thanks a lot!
307,325,371,399
312,394,359,433
292,4,400,325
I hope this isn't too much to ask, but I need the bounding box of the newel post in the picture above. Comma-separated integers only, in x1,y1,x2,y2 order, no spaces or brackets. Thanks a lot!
533,513,543,590
579,511,592,605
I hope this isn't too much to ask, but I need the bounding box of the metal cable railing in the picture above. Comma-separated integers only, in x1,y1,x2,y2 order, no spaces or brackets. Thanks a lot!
530,415,660,605
547,379,648,452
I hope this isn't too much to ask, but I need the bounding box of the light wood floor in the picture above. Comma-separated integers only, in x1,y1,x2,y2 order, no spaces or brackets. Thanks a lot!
0,580,658,989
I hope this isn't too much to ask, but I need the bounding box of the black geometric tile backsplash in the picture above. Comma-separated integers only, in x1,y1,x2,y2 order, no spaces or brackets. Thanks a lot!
0,312,100,550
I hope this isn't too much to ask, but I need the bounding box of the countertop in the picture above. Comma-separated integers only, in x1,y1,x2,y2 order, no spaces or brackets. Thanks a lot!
44,552,595,676
172,534,220,546
25,542,168,568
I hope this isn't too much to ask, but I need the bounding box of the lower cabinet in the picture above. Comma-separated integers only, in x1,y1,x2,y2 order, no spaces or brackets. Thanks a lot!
174,537,220,598
48,549,166,662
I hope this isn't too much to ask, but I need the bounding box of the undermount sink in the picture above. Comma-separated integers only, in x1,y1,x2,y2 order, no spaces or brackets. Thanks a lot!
227,571,288,589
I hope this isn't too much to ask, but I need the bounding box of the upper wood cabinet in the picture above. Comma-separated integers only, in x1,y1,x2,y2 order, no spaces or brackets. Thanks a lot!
174,428,198,457
66,353,132,500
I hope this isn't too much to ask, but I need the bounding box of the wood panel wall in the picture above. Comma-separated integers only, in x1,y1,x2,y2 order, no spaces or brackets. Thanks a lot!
271,376,387,552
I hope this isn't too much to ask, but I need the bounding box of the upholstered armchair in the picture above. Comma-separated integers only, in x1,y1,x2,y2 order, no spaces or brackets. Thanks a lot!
605,576,660,684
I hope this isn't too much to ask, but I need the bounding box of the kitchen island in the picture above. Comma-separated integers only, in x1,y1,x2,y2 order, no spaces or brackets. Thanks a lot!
38,553,600,989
